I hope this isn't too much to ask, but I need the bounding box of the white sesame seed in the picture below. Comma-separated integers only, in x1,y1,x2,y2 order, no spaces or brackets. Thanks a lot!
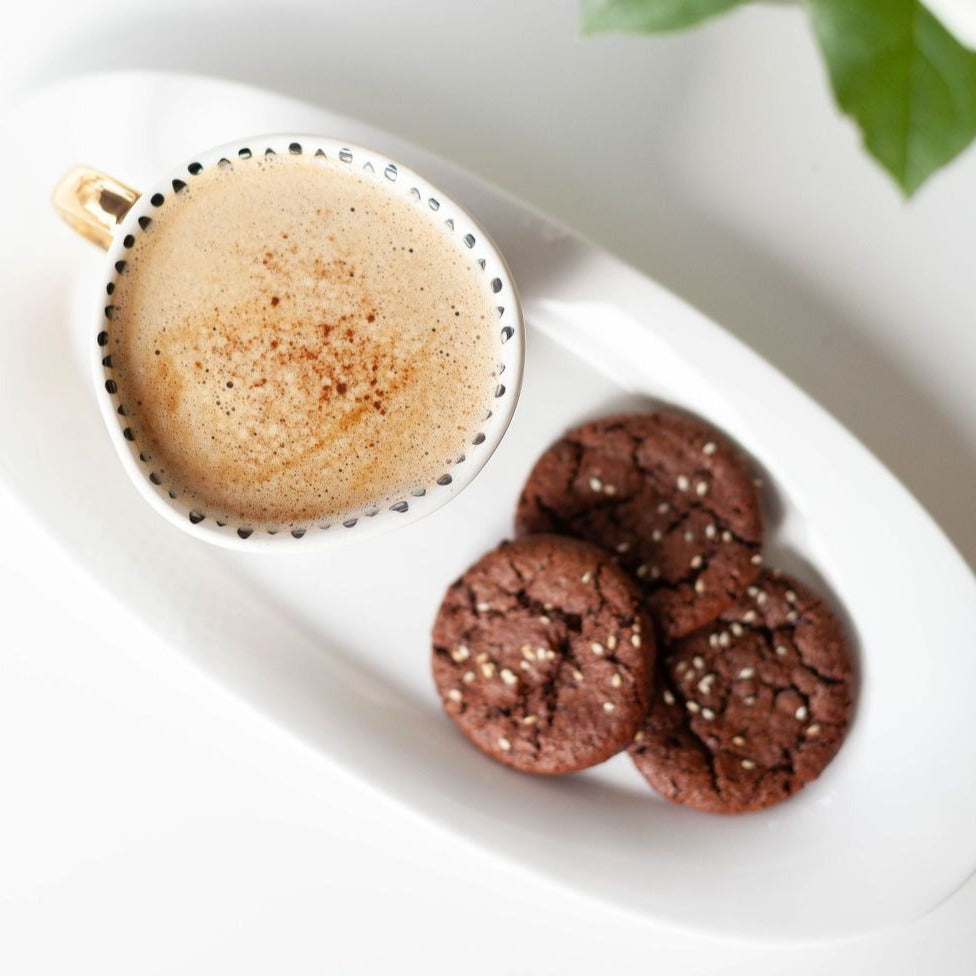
616,541,631,554
690,555,703,569
651,529,663,542
500,668,518,686
591,641,604,656
497,737,511,752
702,708,715,720
786,610,799,624
522,714,538,725
545,649,556,661
463,671,475,683
589,476,603,492
718,631,731,647
692,655,705,670
519,660,532,672
521,644,535,660
756,591,767,605
603,701,615,714
709,633,719,648
750,553,763,565
631,634,642,648
573,669,584,682
744,695,757,706
447,689,462,702
686,700,701,713
704,524,717,539
636,563,648,578
730,622,744,637
795,705,808,721
480,662,495,678
657,502,670,515
539,615,551,625
606,634,618,650
476,651,489,663
581,571,593,584
732,735,746,747
544,602,554,611
676,475,690,491
785,590,798,604
738,667,755,679
775,644,788,657
603,483,617,496
694,578,706,594
633,729,645,742
741,759,756,770
476,602,491,612
663,690,676,705
696,481,709,497
805,724,821,737
722,530,733,543
675,660,687,673
684,530,695,542
748,586,759,597
702,442,717,455
742,610,757,623
697,675,714,694
650,566,661,580
611,673,622,688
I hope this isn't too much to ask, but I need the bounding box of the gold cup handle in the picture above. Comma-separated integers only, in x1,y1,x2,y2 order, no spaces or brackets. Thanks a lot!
52,167,141,250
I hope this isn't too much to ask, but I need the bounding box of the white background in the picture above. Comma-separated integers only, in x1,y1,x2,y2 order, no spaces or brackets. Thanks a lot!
3,1,976,972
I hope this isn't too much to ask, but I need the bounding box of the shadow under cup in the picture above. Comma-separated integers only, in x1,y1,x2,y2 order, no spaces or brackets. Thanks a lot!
77,135,525,549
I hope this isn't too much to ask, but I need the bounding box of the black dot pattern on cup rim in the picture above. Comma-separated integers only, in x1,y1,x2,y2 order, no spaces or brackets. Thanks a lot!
97,139,520,540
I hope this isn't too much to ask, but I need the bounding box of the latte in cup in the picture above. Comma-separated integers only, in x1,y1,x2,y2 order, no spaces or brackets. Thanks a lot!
107,151,500,528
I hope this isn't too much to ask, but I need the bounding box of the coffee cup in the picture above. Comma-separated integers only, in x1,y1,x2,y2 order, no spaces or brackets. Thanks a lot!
53,134,524,550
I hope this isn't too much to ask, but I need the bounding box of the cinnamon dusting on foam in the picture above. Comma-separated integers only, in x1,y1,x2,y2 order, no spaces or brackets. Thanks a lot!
110,153,499,526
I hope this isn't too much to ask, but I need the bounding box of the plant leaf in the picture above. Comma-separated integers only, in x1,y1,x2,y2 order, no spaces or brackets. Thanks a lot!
581,0,748,34
807,0,976,195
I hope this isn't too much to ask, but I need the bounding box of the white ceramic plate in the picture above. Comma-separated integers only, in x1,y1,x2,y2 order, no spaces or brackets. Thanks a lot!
3,72,975,944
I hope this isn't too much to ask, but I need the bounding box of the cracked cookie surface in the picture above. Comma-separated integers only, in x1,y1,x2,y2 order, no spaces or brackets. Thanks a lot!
432,535,655,774
515,411,763,639
629,571,853,813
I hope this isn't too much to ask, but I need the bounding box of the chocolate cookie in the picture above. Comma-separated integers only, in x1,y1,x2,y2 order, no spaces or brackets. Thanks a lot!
432,535,655,774
629,571,853,814
515,411,763,639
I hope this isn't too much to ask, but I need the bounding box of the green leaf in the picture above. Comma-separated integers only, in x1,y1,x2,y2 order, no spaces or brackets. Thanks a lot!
581,0,748,35
807,0,976,195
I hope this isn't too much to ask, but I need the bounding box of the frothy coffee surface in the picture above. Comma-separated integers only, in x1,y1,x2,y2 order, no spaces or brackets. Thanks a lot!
110,153,499,527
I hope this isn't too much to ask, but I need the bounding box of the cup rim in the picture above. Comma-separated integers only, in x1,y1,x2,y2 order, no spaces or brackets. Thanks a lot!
92,133,525,551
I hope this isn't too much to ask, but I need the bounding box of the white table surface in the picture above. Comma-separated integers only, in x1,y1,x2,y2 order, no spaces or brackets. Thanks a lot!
2,1,975,972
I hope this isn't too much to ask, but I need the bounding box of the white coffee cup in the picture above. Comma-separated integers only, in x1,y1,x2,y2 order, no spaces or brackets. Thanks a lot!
53,134,524,550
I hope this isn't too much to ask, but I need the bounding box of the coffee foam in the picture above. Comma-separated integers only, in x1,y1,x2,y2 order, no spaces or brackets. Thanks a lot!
110,154,499,526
